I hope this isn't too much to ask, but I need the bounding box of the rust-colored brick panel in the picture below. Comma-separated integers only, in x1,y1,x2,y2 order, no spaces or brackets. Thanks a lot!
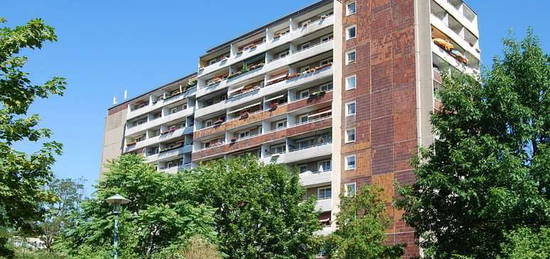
340,0,418,255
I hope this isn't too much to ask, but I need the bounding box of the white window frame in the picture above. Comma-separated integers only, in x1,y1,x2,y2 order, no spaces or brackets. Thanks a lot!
345,182,357,197
299,89,309,99
346,1,357,16
346,49,357,65
346,25,357,40
204,119,213,128
319,160,332,172
345,75,357,90
320,82,333,92
298,114,309,124
345,101,356,116
346,128,356,143
317,187,332,200
345,155,357,170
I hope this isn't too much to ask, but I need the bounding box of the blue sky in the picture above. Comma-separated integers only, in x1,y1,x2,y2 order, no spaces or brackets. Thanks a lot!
4,0,549,195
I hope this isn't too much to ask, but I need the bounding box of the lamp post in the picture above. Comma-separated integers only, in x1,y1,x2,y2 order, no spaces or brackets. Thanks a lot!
106,194,130,259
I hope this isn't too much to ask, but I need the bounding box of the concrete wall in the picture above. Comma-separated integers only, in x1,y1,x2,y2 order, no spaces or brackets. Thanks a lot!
100,105,127,175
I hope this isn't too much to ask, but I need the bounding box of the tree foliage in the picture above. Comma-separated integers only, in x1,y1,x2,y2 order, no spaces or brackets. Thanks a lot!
0,17,66,257
327,185,403,259
501,227,550,259
59,155,217,258
397,29,550,258
39,178,85,251
190,156,321,259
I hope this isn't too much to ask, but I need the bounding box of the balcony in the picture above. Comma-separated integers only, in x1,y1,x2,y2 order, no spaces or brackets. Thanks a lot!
430,14,480,60
124,127,190,154
125,107,195,136
433,0,478,36
262,142,332,164
315,198,332,212
432,42,478,75
126,87,196,120
300,170,331,187
158,145,193,161
196,14,334,79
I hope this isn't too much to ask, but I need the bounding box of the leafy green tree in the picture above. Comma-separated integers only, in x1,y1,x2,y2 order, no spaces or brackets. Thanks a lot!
327,185,403,259
39,178,85,251
0,18,66,257
397,29,550,258
501,227,550,259
60,155,217,258
191,156,321,258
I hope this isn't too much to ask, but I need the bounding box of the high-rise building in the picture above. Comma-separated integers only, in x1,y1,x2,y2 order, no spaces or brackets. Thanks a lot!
101,0,480,257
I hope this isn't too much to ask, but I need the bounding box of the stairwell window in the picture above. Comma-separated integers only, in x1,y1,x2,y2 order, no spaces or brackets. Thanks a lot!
345,155,356,170
346,25,357,40
346,128,356,143
346,101,356,116
346,2,357,16
346,75,357,90
346,49,356,65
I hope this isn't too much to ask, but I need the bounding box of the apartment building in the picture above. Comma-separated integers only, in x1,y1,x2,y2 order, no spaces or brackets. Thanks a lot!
101,0,480,257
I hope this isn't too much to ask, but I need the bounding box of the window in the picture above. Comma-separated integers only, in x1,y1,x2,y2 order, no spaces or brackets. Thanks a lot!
301,42,311,50
345,75,357,90
345,183,357,197
299,66,311,73
204,119,213,128
346,128,356,143
299,164,309,173
346,25,357,40
271,120,287,130
320,34,333,43
318,187,332,200
346,50,356,65
278,50,289,59
320,58,333,66
346,101,356,116
320,82,333,92
298,114,309,124
298,89,309,99
270,144,286,155
346,2,357,16
319,160,332,172
238,131,250,139
345,155,356,170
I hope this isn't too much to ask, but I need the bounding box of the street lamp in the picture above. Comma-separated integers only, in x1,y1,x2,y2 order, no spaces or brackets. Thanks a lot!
106,194,130,259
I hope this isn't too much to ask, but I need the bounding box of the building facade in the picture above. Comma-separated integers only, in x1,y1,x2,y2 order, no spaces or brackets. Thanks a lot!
101,0,480,257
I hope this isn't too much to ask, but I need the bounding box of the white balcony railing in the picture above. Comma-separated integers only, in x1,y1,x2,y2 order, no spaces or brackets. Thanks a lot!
197,15,334,79
262,142,332,164
126,87,196,120
194,65,333,119
300,170,332,187
315,198,332,212
125,107,194,136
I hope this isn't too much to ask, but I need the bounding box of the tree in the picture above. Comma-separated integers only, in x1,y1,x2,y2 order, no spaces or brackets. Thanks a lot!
327,185,404,259
191,156,321,258
397,29,550,258
501,227,550,259
60,155,217,258
0,17,66,257
39,178,85,251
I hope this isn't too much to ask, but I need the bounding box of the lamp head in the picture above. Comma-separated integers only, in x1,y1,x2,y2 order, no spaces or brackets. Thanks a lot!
106,194,130,206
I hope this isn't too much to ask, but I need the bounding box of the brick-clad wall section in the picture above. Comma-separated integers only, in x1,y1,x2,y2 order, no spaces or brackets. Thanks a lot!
193,92,334,139
340,0,419,257
192,118,332,162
